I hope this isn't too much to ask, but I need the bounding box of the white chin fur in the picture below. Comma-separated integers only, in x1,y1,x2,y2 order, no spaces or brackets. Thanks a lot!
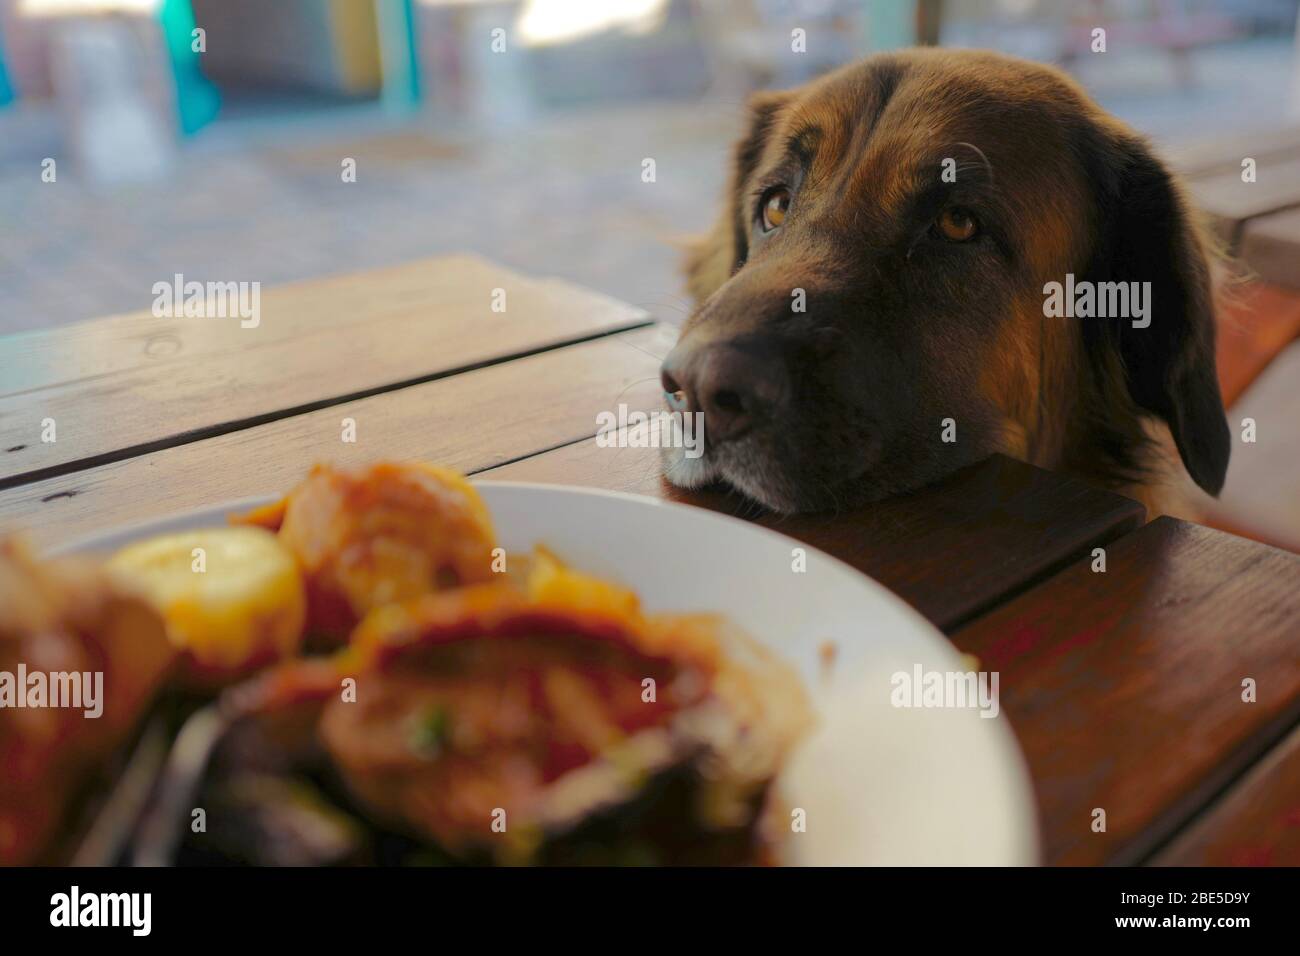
660,444,719,489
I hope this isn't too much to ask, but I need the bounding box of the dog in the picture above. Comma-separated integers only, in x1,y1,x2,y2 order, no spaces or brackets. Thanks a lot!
659,48,1230,519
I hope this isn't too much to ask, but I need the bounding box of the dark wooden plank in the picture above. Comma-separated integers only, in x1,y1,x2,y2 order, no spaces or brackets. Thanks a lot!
1153,723,1300,866
1187,158,1300,248
950,517,1300,866
1241,207,1300,291
0,255,651,487
0,326,668,550
484,437,1145,632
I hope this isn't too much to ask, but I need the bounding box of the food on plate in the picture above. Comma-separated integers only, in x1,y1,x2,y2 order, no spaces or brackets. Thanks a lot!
107,527,306,682
183,556,811,865
0,536,173,865
0,460,812,866
237,462,497,643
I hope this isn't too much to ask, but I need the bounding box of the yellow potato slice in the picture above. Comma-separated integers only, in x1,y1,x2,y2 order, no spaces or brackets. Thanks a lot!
108,526,306,675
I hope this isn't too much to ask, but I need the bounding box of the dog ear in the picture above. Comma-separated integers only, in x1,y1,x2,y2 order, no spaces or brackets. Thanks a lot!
1081,131,1231,496
684,90,791,303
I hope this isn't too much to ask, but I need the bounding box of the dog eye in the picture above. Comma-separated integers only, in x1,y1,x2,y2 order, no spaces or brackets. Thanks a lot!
760,187,791,232
934,207,979,242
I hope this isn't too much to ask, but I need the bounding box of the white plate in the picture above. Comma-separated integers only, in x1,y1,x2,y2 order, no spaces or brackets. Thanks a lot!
65,481,1039,866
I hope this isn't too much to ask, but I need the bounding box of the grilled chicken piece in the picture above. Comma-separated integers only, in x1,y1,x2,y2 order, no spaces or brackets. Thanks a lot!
306,559,811,863
0,536,174,864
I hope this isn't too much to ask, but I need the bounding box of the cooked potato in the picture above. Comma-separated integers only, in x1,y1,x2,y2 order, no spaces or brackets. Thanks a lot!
108,526,306,677
522,546,641,622
240,462,497,642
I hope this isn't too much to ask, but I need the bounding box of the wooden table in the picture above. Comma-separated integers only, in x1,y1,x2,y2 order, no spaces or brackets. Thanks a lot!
1170,128,1300,553
1172,125,1300,291
2,255,1297,866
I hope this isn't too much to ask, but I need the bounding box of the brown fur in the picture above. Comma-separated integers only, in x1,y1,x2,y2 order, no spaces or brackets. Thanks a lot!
664,49,1229,517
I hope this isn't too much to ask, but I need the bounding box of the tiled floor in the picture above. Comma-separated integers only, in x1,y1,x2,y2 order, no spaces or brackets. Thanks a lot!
0,98,740,337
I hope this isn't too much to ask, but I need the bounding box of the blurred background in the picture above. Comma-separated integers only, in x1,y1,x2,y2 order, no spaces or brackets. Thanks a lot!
0,0,1296,335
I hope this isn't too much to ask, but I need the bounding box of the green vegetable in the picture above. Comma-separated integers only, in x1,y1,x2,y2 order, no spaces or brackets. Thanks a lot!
409,705,452,757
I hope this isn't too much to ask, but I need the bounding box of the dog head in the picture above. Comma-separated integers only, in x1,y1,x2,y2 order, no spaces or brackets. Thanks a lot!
661,48,1229,513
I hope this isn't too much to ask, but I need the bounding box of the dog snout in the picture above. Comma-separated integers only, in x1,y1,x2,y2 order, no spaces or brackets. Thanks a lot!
661,340,788,445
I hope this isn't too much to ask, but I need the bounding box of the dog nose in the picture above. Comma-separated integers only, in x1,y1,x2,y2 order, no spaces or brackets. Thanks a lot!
661,341,784,444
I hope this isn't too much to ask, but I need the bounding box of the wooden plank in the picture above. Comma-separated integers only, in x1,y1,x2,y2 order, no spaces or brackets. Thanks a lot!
1216,282,1300,408
0,255,651,487
1241,207,1300,290
484,439,1145,632
1208,341,1300,554
1164,126,1300,178
1188,158,1300,247
0,254,638,395
950,517,1300,866
1152,722,1300,866
0,327,667,550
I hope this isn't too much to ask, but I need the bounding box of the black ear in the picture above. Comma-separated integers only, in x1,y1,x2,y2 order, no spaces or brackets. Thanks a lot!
684,91,790,303
1082,132,1231,496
